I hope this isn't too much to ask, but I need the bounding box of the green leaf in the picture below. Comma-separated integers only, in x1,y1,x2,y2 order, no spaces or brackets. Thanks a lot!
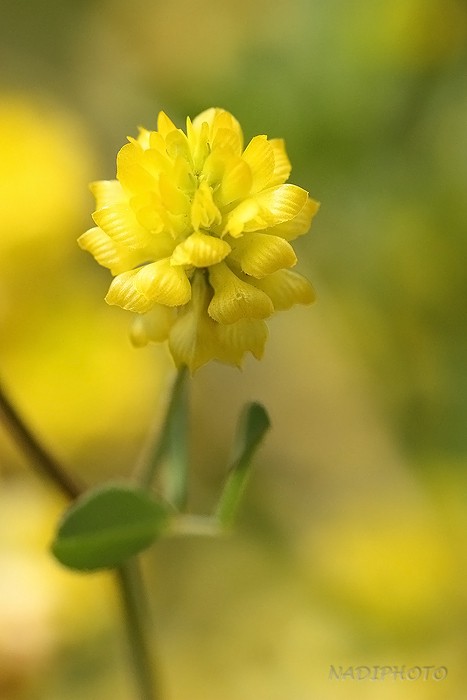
215,402,271,528
51,482,172,571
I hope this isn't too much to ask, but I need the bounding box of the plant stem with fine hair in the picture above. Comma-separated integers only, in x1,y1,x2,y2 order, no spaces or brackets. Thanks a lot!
0,376,162,700
0,379,83,498
116,560,162,700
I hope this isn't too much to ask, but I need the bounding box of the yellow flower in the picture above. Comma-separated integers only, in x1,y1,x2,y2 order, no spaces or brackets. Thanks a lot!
79,108,319,371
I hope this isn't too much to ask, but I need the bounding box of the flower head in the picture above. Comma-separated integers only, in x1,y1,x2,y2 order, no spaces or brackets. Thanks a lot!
79,108,319,371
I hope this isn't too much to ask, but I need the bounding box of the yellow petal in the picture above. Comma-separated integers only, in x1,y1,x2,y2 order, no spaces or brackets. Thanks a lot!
215,318,268,365
130,191,165,233
217,156,252,207
242,135,274,193
171,232,231,267
157,111,178,138
231,232,297,278
169,310,211,371
212,111,244,149
266,198,320,241
117,142,156,194
136,127,151,149
186,117,210,173
92,203,150,249
78,227,144,275
145,231,179,260
169,212,192,238
192,108,244,152
89,180,126,209
130,304,176,346
222,199,260,238
191,181,222,231
130,190,187,240
173,155,197,193
222,185,309,236
143,147,172,178
268,138,291,186
134,258,191,306
208,262,274,324
159,172,190,215
165,129,192,163
193,108,224,131
168,271,269,371
201,148,229,188
252,184,309,228
252,269,315,310
105,269,153,313
212,127,242,155
149,130,167,152
168,272,218,372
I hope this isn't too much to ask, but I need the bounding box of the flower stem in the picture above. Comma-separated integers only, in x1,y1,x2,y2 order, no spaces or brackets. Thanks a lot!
138,365,190,509
0,377,162,700
116,560,162,700
0,379,83,498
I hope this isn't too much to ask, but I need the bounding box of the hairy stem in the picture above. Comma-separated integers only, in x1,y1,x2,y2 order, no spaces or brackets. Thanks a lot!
138,365,189,508
0,377,162,699
0,380,83,498
116,560,162,700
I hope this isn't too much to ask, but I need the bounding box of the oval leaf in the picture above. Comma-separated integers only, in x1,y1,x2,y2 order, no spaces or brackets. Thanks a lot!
51,482,171,571
215,402,271,528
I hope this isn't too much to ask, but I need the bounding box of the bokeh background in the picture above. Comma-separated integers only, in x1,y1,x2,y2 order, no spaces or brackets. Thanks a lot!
1,0,467,698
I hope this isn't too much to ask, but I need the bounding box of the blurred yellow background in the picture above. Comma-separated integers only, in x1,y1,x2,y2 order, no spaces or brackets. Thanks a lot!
1,0,466,698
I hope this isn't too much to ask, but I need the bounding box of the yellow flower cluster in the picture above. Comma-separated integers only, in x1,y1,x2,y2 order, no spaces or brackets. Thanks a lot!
79,108,318,371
